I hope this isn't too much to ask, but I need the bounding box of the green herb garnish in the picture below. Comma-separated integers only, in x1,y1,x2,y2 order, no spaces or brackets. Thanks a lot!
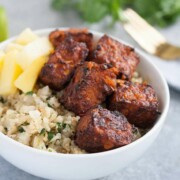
25,91,33,95
47,103,52,108
48,148,53,152
63,123,67,128
51,0,180,27
57,122,64,133
18,126,25,133
0,96,5,103
134,0,180,27
4,127,7,132
57,122,67,133
40,128,46,136
48,132,55,141
22,122,30,126
46,96,51,101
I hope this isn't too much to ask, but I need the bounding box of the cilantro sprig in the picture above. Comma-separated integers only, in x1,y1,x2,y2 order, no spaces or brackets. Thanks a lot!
51,0,180,27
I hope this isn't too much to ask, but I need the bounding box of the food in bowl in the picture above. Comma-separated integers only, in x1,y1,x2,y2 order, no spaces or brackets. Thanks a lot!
0,28,160,154
75,106,134,153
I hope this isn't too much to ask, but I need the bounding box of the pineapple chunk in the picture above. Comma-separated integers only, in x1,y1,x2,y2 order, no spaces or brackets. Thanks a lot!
0,51,5,72
0,50,4,59
14,56,47,93
0,50,22,95
5,43,23,53
15,28,38,45
16,37,53,70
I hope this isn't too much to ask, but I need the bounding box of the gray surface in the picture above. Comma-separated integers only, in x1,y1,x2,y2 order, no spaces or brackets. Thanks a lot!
0,0,180,180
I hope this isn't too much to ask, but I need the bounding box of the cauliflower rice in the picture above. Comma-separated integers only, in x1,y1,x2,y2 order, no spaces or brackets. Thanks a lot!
0,86,85,154
0,72,142,154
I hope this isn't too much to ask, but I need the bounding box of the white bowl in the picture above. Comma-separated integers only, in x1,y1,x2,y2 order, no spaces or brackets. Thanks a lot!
0,28,169,180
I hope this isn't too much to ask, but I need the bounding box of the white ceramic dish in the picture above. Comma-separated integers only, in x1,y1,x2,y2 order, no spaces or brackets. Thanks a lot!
0,28,170,180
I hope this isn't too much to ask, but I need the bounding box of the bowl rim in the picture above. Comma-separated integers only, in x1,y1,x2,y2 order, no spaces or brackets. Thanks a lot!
0,28,170,158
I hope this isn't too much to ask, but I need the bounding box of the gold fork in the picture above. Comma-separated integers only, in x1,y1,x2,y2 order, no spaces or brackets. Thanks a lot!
122,8,180,60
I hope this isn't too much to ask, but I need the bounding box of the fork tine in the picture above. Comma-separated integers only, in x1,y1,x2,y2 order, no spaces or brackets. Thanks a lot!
123,9,166,43
123,9,166,46
123,22,157,54
123,15,159,49
123,12,163,47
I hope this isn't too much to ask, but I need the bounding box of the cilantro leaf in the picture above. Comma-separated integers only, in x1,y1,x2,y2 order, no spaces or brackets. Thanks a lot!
52,0,74,10
25,91,33,95
40,128,46,136
21,122,30,126
76,0,109,23
0,96,5,103
18,126,25,133
48,132,55,141
57,122,67,133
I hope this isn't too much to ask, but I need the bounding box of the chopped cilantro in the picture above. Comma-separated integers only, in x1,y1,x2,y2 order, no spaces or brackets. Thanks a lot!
48,132,55,141
63,123,67,128
18,126,25,133
46,96,51,101
4,127,7,132
0,96,5,103
57,122,67,133
25,91,33,95
57,122,63,133
40,128,46,136
22,122,30,126
47,103,52,108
